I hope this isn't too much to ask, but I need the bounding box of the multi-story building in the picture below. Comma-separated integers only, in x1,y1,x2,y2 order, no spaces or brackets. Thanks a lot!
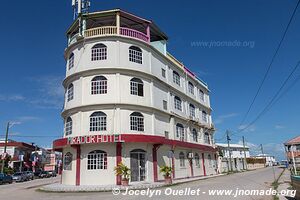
284,136,300,167
0,140,35,172
53,8,217,186
216,143,250,172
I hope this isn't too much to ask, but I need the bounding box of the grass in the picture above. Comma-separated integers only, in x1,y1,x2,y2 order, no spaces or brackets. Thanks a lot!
272,168,285,200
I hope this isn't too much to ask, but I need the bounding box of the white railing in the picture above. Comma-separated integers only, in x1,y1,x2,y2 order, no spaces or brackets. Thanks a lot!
84,26,117,37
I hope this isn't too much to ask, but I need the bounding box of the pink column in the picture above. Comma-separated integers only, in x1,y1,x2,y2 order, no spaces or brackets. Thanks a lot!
71,145,81,186
202,153,206,176
146,25,150,43
116,142,122,185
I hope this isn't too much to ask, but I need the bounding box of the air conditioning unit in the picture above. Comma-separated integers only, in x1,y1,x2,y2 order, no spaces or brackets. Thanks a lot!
187,152,194,159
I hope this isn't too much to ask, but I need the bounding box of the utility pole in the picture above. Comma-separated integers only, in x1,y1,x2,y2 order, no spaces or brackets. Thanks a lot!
1,122,10,173
242,136,247,170
260,144,266,167
226,130,233,172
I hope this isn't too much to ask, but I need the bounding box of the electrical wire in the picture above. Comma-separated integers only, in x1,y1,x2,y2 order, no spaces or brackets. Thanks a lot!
239,0,300,126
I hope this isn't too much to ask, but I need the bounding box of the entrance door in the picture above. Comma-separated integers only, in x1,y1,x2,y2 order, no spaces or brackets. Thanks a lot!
130,149,146,182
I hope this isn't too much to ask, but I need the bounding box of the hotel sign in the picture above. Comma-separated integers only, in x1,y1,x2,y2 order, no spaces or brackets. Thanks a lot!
67,134,125,145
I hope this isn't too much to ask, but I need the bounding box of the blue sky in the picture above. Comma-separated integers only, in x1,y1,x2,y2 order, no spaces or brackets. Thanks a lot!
1,0,300,160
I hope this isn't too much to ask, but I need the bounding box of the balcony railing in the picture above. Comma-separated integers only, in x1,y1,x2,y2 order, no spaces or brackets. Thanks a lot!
84,26,117,37
68,26,150,45
120,27,149,43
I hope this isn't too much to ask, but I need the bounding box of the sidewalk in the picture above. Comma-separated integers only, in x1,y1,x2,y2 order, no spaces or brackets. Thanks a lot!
277,169,295,200
40,174,223,192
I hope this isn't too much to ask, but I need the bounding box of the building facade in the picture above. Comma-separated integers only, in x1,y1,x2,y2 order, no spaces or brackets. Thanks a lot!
284,136,300,168
0,140,35,172
216,143,250,172
53,9,217,186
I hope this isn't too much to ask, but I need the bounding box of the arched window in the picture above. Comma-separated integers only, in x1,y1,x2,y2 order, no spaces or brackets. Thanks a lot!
91,43,107,61
89,112,107,131
204,132,210,144
192,128,198,142
63,152,73,170
68,53,74,70
91,76,107,94
87,150,107,170
176,123,185,141
179,152,185,167
202,111,208,122
173,71,180,86
189,104,195,117
130,78,143,96
129,46,142,64
130,112,144,131
194,153,200,167
174,96,182,111
67,83,74,102
199,89,205,101
188,82,194,95
65,117,73,136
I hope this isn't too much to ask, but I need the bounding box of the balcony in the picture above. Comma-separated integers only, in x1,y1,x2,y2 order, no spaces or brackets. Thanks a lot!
69,26,150,46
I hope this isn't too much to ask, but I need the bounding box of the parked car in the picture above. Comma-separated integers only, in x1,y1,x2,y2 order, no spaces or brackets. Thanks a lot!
47,170,57,177
12,172,27,182
39,171,51,178
24,171,34,180
34,171,42,178
0,173,13,184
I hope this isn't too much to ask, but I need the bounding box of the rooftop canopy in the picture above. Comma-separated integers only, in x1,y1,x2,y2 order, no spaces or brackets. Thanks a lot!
66,9,168,42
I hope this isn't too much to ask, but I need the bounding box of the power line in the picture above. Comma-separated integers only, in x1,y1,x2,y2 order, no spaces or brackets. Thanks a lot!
237,61,300,134
239,0,300,126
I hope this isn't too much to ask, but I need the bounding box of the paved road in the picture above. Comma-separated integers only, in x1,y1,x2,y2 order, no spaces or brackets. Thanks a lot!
0,167,284,200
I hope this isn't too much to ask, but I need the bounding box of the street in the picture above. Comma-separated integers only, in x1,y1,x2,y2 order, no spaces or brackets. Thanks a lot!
0,167,286,200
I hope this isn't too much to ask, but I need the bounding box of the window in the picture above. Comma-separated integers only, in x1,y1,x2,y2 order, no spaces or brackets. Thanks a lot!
174,96,182,111
130,78,143,96
195,153,200,167
67,83,74,102
91,43,107,61
63,152,73,170
163,100,168,110
89,112,107,131
129,46,142,64
173,71,180,86
208,154,212,167
189,104,195,117
199,90,205,101
204,132,210,144
130,112,144,131
65,117,73,136
68,53,74,70
188,82,194,95
179,152,185,167
87,150,107,170
202,111,208,123
192,128,198,142
91,76,107,94
161,68,166,78
176,123,185,141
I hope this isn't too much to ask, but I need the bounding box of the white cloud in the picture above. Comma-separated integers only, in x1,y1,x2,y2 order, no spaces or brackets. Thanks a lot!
275,125,285,129
237,141,285,160
0,94,25,101
27,75,64,109
238,124,256,132
214,113,239,124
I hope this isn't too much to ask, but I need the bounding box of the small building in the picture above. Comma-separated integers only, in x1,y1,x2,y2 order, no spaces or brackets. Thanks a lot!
253,154,276,167
0,139,35,172
216,143,250,172
284,136,300,167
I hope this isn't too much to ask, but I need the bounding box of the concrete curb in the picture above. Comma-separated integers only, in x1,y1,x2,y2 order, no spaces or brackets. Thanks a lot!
39,174,224,193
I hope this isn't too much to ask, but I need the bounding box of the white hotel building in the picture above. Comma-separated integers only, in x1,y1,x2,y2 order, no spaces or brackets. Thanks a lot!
53,9,217,186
